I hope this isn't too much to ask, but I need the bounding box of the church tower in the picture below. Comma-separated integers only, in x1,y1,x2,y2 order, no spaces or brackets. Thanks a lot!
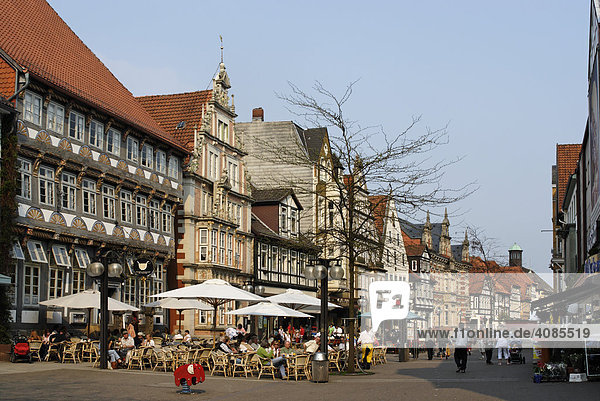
439,208,451,257
461,230,470,262
422,211,433,249
509,243,523,267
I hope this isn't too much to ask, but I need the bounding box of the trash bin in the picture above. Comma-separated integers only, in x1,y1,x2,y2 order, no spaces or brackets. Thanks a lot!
311,352,329,382
398,348,409,362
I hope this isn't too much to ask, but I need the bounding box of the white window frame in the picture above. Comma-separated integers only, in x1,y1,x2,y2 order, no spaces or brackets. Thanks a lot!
141,144,153,169
38,165,55,206
23,264,40,306
72,269,86,294
149,199,160,231
227,233,233,265
211,229,218,263
17,158,31,200
208,149,220,180
227,159,238,190
82,179,96,216
68,111,85,141
106,128,121,156
162,203,172,233
199,229,208,261
61,172,77,211
127,136,139,163
74,248,91,269
51,244,71,267
11,242,25,260
89,120,104,149
219,231,226,264
156,150,166,174
102,185,116,220
136,195,147,227
168,156,179,179
46,102,65,134
24,92,42,125
120,190,133,224
27,240,47,263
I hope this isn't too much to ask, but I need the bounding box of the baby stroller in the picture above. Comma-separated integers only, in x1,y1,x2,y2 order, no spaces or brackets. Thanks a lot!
508,341,525,364
10,335,32,363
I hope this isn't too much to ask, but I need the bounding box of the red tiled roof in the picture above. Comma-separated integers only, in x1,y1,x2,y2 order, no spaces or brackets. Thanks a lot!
0,0,185,151
556,144,581,210
137,91,212,151
368,195,387,237
405,243,425,257
401,230,420,247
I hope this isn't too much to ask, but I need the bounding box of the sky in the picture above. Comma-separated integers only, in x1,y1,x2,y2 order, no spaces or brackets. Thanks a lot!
47,0,590,275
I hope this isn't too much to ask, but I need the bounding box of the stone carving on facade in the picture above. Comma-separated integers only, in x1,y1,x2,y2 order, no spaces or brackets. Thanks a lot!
76,166,87,188
201,105,212,133
212,62,231,109
187,127,204,173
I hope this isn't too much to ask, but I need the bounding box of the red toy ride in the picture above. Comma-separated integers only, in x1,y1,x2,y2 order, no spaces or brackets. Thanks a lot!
174,363,205,394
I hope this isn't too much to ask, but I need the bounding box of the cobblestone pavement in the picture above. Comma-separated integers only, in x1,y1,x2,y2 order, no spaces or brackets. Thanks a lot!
0,355,598,400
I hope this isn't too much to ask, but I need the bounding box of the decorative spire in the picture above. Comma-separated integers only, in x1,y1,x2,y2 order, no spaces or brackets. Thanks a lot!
442,207,449,225
463,230,469,245
425,210,432,229
219,34,224,63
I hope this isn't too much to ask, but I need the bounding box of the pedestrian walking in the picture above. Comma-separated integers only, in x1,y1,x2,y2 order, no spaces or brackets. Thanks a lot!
454,324,468,373
496,336,510,365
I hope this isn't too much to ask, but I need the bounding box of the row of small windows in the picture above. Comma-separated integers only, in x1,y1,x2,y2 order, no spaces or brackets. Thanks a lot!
12,241,166,307
18,159,172,233
198,229,243,266
23,92,180,179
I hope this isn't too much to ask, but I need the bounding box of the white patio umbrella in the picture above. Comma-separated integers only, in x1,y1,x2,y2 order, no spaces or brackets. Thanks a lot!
40,290,139,336
151,279,265,340
265,288,340,312
144,298,212,333
226,302,312,318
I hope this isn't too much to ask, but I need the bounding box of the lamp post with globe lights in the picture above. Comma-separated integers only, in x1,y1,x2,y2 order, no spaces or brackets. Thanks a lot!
87,250,123,369
303,258,344,355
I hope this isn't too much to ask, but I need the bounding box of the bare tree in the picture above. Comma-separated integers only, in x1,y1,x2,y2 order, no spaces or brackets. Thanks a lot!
244,81,476,372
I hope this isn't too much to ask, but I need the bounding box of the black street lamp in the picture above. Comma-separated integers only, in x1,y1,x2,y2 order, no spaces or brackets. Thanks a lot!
303,258,344,354
87,250,123,370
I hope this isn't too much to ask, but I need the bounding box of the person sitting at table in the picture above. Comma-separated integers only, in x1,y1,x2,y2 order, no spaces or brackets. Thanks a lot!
183,330,192,343
119,331,135,364
236,324,246,338
134,332,144,348
280,340,294,356
303,335,321,354
219,336,236,354
39,328,52,360
257,340,287,379
238,336,254,353
142,333,155,347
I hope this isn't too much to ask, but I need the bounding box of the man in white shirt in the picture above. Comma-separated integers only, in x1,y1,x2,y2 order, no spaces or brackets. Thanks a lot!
183,330,192,343
119,332,135,364
304,336,321,354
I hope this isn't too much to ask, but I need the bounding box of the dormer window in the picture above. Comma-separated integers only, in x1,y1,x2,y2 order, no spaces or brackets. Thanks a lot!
291,209,298,235
280,206,288,233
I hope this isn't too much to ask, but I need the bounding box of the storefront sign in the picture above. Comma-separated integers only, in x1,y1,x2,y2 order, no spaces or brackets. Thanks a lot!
132,258,154,277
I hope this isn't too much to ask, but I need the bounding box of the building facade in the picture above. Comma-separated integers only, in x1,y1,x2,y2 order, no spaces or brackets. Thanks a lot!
0,0,187,333
138,61,254,334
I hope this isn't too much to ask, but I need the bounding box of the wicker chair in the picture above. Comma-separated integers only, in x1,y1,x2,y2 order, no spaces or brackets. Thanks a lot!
289,354,310,381
153,348,173,372
29,341,42,362
257,357,277,380
231,353,251,377
210,352,229,377
61,342,79,363
198,349,212,371
328,351,342,372
128,348,145,370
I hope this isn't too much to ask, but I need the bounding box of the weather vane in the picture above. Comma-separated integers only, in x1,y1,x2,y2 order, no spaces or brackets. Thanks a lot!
219,34,223,63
